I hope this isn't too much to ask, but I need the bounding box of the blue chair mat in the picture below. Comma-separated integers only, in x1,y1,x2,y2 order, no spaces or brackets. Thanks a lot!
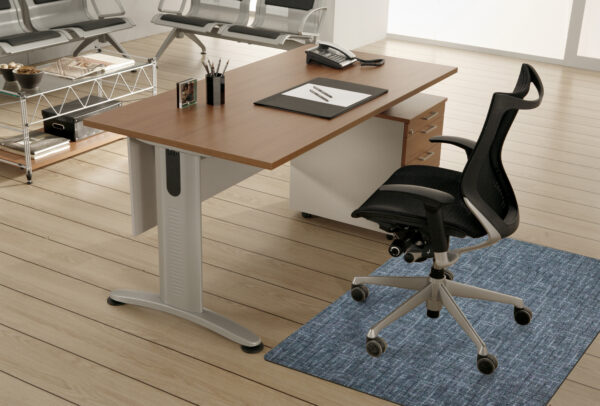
265,238,600,405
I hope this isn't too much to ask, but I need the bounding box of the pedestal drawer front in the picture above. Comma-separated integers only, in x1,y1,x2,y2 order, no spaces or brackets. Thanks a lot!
406,144,441,167
406,102,445,136
404,117,443,163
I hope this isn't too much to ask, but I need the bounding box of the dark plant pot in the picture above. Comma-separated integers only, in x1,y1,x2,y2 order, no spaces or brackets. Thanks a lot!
14,69,43,89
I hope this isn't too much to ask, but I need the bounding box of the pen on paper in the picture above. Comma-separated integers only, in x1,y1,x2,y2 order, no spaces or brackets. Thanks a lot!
313,85,332,99
310,88,329,102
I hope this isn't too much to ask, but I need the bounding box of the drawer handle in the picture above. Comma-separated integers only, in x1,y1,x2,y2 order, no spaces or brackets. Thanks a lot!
418,151,435,161
408,129,415,136
422,111,439,121
420,124,438,135
52,123,65,130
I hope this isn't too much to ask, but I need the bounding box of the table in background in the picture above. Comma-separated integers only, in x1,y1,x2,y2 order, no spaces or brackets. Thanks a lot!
0,50,156,184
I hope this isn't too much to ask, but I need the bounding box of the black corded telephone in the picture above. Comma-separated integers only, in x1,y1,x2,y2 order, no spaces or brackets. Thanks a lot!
305,41,385,69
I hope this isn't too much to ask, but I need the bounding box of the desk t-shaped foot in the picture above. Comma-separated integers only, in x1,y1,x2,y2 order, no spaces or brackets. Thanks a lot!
107,291,262,350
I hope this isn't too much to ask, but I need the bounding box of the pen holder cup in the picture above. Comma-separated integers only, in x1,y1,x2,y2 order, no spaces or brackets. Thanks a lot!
206,75,225,105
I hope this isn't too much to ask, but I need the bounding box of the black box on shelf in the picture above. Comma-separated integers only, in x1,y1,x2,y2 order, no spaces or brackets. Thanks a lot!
42,95,121,141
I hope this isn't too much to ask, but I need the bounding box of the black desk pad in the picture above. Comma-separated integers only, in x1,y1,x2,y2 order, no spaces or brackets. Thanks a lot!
254,77,388,119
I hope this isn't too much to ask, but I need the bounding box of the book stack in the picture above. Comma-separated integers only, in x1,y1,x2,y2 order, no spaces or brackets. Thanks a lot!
0,130,70,159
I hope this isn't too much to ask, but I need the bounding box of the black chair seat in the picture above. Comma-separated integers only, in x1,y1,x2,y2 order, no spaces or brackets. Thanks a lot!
352,165,486,238
53,18,126,32
0,30,61,46
227,25,283,39
160,14,223,27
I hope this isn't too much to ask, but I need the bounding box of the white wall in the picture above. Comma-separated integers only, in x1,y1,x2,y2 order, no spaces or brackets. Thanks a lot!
388,0,573,59
320,0,389,50
578,0,600,58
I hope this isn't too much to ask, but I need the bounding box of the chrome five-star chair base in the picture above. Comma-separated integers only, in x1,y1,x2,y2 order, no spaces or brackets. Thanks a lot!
351,264,532,374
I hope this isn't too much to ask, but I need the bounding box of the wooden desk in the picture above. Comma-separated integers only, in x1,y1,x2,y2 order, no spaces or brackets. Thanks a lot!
86,45,456,169
84,46,457,352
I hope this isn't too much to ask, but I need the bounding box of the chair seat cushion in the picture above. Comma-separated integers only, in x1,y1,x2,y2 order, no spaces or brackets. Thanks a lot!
0,30,61,46
352,166,486,238
53,18,126,32
160,14,222,27
227,25,283,39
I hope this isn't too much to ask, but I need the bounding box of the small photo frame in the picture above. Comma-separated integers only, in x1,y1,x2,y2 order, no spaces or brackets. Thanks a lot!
177,78,197,108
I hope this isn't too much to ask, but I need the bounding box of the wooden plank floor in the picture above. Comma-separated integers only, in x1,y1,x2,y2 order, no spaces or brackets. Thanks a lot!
0,32,598,405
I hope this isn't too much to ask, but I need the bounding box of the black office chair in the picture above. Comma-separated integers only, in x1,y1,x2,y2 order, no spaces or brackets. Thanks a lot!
350,64,544,374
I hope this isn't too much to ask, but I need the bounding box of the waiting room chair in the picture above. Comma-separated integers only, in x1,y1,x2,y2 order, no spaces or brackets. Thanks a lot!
152,0,250,60
21,0,133,56
218,0,326,49
350,64,544,374
0,0,69,55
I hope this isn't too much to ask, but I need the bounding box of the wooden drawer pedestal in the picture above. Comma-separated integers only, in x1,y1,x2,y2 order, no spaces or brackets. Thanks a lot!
378,93,447,168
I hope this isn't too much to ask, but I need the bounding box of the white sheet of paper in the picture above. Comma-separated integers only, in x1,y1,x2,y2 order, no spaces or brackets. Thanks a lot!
282,83,371,107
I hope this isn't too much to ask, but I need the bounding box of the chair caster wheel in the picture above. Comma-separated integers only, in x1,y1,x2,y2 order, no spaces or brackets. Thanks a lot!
426,309,440,318
241,342,264,354
301,212,313,218
366,336,387,357
514,306,532,325
351,284,369,302
388,244,402,257
444,270,454,280
477,353,498,374
388,239,408,257
107,297,125,306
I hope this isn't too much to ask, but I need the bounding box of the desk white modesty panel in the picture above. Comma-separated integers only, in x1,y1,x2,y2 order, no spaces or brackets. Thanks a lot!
290,117,405,232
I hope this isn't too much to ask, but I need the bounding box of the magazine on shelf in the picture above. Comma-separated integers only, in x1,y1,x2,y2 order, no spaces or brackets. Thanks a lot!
0,130,70,159
38,53,136,80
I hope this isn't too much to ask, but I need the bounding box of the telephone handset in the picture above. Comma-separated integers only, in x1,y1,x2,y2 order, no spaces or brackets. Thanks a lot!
305,41,385,69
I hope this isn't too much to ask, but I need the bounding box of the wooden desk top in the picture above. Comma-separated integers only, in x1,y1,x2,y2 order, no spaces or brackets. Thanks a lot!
85,45,457,170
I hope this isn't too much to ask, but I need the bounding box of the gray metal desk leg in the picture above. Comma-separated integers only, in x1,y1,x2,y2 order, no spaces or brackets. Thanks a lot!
108,144,263,353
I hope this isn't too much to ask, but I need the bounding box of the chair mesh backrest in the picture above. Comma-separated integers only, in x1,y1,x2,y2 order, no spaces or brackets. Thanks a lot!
255,0,321,34
24,0,90,31
461,64,543,237
0,0,26,36
188,0,249,25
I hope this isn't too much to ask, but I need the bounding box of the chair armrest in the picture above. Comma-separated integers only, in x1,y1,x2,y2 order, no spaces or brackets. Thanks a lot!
157,0,188,15
379,184,455,209
429,136,476,158
380,184,455,252
90,0,126,18
298,6,327,36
